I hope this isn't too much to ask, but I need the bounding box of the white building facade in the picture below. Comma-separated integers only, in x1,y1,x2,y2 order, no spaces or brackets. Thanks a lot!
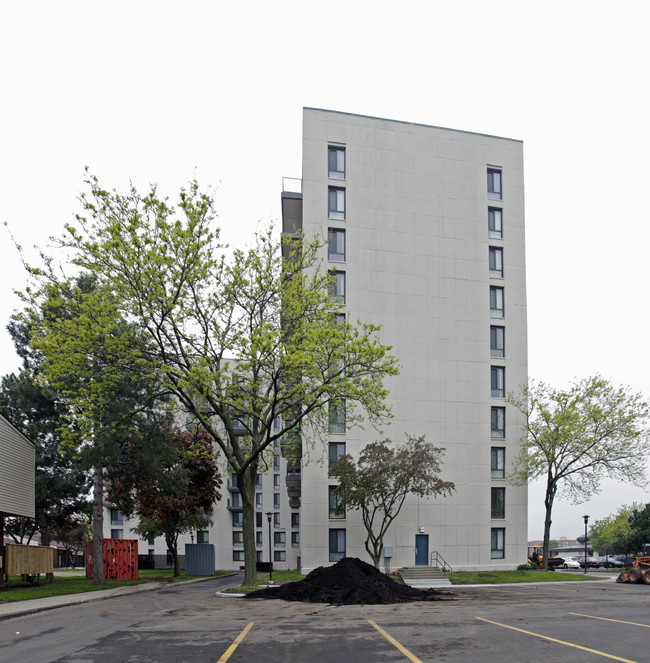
104,109,528,573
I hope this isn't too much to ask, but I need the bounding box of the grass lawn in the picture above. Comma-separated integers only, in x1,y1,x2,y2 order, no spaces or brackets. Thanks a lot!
0,569,232,603
450,570,601,584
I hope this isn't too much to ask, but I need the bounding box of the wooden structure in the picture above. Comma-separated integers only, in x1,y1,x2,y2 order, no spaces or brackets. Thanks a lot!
86,539,138,580
0,414,36,586
4,543,53,575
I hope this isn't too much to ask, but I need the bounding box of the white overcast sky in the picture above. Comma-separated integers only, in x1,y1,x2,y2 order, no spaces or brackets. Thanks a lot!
1,1,649,542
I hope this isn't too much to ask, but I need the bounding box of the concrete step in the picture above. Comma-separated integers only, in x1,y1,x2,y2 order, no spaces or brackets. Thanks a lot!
397,566,447,579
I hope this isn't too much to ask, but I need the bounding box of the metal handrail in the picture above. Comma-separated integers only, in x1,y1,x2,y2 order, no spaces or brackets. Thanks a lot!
430,551,453,581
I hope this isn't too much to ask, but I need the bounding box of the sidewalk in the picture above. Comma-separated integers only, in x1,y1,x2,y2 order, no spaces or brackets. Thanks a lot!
0,575,229,621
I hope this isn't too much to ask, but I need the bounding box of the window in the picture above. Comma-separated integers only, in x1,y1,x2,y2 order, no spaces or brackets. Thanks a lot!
491,407,505,439
233,550,245,562
491,528,505,559
231,493,242,508
490,286,504,318
329,486,345,519
255,474,263,488
256,550,263,562
274,550,287,562
488,207,503,238
273,455,280,471
491,366,505,398
273,512,280,527
232,531,244,546
274,474,280,490
329,401,346,434
490,326,505,358
230,474,238,488
110,508,123,525
273,416,281,431
335,313,346,326
329,442,346,468
329,270,346,303
274,532,286,548
256,531,263,546
328,228,346,262
256,512,263,528
491,487,505,519
256,493,263,509
274,493,281,509
328,187,345,219
232,512,243,527
329,529,346,562
111,529,123,539
291,532,300,547
328,146,345,179
491,447,505,478
488,169,502,200
197,530,209,544
489,247,503,278
148,538,155,546
291,513,300,529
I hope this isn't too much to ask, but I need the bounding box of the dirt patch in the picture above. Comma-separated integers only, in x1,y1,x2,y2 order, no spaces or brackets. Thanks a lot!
245,557,453,605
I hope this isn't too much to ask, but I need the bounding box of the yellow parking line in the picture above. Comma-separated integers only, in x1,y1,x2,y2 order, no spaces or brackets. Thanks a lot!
476,617,637,663
569,613,650,628
368,620,423,663
216,621,254,663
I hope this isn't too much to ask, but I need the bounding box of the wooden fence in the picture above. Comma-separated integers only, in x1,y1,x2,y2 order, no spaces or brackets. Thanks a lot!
5,544,54,575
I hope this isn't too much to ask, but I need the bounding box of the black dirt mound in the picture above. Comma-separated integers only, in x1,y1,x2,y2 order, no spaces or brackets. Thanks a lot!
245,557,452,605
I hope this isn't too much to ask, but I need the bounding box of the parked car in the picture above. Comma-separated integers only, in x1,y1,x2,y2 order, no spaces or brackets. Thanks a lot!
599,556,624,568
577,556,601,568
613,555,637,566
561,556,581,569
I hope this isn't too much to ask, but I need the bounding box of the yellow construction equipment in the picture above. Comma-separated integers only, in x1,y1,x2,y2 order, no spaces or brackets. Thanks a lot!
615,556,650,584
527,545,564,571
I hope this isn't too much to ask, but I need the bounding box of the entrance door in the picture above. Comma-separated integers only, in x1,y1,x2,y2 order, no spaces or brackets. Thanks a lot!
415,534,429,566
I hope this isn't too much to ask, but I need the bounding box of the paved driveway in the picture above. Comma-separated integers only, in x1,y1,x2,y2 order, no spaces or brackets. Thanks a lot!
1,576,649,662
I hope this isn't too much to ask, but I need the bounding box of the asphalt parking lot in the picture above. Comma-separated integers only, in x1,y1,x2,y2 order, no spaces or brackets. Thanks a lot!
1,576,649,662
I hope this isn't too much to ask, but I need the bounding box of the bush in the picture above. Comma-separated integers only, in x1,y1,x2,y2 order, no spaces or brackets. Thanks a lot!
517,563,538,571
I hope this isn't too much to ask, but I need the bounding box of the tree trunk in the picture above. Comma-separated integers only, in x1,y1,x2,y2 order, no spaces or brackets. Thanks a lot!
92,463,105,584
542,475,557,571
165,533,180,577
239,461,259,587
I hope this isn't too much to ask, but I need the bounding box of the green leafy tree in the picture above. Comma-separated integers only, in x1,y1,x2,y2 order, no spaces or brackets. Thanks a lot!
588,503,640,555
508,376,650,570
330,434,454,568
27,173,399,586
613,503,650,555
109,423,221,576
15,275,160,583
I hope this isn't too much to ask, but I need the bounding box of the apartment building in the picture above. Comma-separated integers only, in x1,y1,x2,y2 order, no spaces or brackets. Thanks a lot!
284,108,528,573
104,108,527,573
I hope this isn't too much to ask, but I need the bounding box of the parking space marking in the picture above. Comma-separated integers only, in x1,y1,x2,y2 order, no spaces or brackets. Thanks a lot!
569,613,650,628
368,620,423,663
475,616,637,663
216,621,254,663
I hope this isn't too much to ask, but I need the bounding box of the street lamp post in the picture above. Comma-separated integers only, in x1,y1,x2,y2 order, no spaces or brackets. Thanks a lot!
265,512,273,582
583,515,589,575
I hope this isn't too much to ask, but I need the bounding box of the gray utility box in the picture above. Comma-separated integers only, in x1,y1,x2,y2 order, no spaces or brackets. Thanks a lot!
184,544,215,576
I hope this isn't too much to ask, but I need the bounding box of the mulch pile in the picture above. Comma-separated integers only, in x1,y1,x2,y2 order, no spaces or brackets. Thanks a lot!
245,557,452,605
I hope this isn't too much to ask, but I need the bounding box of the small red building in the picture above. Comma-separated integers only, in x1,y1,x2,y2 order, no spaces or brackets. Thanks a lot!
86,538,138,580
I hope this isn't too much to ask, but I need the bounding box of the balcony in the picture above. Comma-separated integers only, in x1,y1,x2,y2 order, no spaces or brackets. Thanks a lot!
281,177,302,235
226,497,243,512
286,462,301,487
280,432,302,459
289,496,301,509
227,478,240,492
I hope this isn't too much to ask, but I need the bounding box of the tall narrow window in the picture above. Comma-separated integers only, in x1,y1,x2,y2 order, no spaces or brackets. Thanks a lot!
490,326,505,357
490,286,504,318
329,401,346,433
328,187,346,219
491,528,505,558
273,512,280,527
256,531,263,546
491,447,505,478
274,493,281,509
329,270,346,303
488,207,503,238
255,493,263,509
256,512,262,528
491,407,505,438
328,146,345,179
232,531,244,546
329,442,346,468
274,474,280,489
232,512,243,527
291,513,300,528
274,531,286,548
329,529,346,562
329,486,345,519
328,228,346,261
489,247,504,278
491,487,505,519
491,366,505,398
488,169,502,200
291,532,300,547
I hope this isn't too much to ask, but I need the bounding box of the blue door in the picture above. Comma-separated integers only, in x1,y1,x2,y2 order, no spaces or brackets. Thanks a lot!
415,534,429,566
